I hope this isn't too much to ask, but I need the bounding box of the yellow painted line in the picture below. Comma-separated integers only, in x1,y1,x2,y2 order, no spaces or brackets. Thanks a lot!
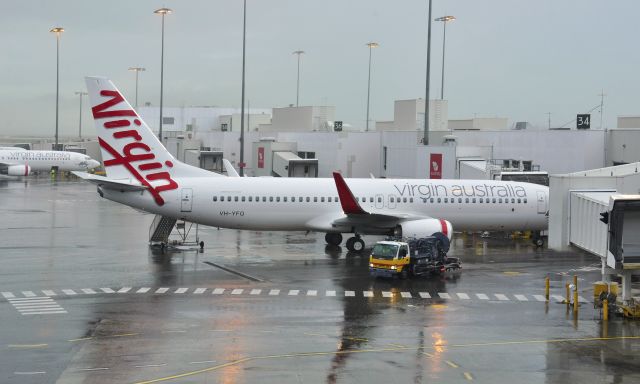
464,372,474,381
110,333,139,338
7,344,48,349
421,352,434,358
387,343,406,348
133,336,640,384
134,358,252,384
503,271,521,276
68,337,94,342
445,360,459,368
431,304,448,309
302,332,327,337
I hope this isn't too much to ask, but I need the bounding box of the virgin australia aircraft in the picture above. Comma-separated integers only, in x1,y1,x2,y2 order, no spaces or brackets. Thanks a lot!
0,148,100,176
74,77,549,251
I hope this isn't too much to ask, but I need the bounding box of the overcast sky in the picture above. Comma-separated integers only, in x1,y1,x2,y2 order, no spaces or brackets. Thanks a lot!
1,0,638,137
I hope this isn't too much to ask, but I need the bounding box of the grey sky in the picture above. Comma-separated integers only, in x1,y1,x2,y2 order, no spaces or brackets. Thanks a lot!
1,0,638,137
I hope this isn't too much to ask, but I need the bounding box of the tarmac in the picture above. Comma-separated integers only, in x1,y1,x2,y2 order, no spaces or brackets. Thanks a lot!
0,176,639,383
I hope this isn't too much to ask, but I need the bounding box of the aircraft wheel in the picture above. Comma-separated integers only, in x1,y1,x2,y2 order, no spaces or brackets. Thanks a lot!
325,233,343,246
351,237,365,252
345,237,355,251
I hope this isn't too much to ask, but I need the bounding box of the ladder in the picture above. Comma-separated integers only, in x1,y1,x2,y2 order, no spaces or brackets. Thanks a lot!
148,215,177,244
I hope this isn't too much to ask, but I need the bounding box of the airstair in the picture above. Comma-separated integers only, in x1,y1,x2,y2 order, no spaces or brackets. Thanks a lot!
148,214,201,248
149,215,177,244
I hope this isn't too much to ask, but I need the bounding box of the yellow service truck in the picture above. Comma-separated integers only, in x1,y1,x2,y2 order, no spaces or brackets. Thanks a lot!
369,236,460,279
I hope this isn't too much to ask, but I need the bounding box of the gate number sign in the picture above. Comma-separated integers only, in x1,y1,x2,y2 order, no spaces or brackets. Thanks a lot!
577,114,590,129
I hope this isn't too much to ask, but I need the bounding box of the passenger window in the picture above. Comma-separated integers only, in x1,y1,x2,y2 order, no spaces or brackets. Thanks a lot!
511,198,515,203
284,197,288,202
213,196,217,202
402,197,406,203
227,196,232,202
479,198,483,203
299,197,303,202
498,198,502,203
430,198,434,203
378,197,382,203
369,197,374,203
524,198,527,203
517,198,522,203
472,198,476,203
492,198,496,203
262,196,266,202
269,197,273,202
390,197,394,203
241,196,246,202
276,197,280,202
465,198,469,203
458,198,462,203
444,197,448,203
306,197,310,202
335,197,339,202
361,197,365,202
313,197,317,202
321,197,325,202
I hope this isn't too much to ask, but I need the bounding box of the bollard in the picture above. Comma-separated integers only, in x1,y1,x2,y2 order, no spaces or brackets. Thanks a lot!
603,299,609,321
573,275,578,292
566,283,571,305
545,277,550,301
573,289,579,314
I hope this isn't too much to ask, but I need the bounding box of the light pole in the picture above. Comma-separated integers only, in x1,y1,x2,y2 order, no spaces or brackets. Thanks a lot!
239,0,247,176
422,0,432,145
154,7,172,144
74,91,87,139
365,42,379,132
435,15,455,100
50,27,64,149
128,67,145,109
292,50,304,107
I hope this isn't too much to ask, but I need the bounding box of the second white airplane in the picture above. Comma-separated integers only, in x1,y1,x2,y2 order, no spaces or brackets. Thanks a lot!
76,77,549,251
0,147,100,176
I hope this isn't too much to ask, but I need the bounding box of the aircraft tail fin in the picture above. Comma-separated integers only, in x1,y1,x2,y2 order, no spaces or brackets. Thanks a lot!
84,76,218,182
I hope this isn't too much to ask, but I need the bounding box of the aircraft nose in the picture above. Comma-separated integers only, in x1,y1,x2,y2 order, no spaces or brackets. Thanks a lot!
88,159,101,169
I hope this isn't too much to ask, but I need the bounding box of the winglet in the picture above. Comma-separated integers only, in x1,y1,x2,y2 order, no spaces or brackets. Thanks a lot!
332,172,367,215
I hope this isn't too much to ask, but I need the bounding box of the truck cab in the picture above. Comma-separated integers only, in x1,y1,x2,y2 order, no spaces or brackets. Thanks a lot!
369,241,411,278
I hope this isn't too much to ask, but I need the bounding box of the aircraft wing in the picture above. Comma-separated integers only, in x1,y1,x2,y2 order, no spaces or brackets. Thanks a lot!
329,172,431,229
73,172,147,192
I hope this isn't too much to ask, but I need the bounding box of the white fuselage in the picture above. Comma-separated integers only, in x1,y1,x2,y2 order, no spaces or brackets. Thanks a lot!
102,176,549,234
0,150,100,173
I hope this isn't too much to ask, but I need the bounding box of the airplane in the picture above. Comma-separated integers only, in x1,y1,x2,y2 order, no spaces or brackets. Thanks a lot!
75,77,549,251
0,148,100,176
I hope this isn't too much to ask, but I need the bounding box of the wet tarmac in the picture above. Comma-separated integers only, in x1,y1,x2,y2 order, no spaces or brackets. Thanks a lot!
1,176,639,383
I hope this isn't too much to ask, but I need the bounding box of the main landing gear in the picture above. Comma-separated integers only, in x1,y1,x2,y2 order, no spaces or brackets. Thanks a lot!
324,233,365,252
532,231,544,248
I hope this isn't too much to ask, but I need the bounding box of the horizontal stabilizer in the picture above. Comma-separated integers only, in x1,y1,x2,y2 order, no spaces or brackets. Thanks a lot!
223,159,239,177
73,172,147,191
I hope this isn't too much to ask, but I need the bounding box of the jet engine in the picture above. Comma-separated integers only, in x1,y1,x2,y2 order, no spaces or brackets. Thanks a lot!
7,164,31,176
393,219,453,241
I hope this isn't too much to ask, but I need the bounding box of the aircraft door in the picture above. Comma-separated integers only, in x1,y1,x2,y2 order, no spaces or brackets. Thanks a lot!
181,188,193,212
375,194,384,209
536,191,547,214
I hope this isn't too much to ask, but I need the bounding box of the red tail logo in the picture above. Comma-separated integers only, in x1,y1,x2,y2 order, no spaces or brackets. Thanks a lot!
92,90,178,206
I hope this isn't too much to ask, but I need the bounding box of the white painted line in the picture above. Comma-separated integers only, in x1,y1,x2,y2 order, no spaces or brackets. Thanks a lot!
579,296,589,303
456,293,470,300
81,289,97,294
307,290,317,296
533,294,547,302
18,306,64,311
13,302,57,307
189,360,216,365
136,288,150,294
21,311,67,315
363,291,373,297
552,294,565,302
288,290,300,296
14,372,46,375
250,289,262,295
514,294,528,301
495,294,509,301
269,289,280,296
476,293,489,300
62,289,77,295
326,290,336,297
1,292,15,299
22,291,36,297
401,292,412,298
231,289,243,295
117,287,131,293
382,291,392,298
101,288,115,293
345,291,355,297
155,288,169,294
212,288,225,295
175,288,189,294
419,292,431,299
8,298,54,303
194,288,207,294
42,290,56,296
134,364,167,368
438,292,451,299
76,367,110,371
